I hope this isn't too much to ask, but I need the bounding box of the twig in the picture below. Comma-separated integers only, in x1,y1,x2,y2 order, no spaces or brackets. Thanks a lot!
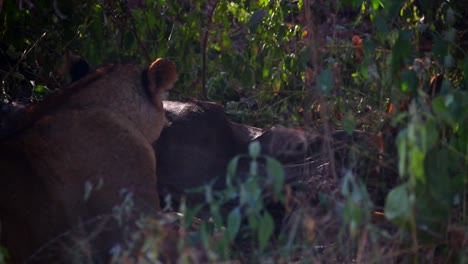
303,0,338,181
1,32,47,84
201,1,219,99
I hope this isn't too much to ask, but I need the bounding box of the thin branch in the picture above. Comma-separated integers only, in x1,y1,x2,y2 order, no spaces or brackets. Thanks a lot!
201,1,219,99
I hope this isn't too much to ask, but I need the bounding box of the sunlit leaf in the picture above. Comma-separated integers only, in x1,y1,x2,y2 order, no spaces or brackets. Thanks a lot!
33,85,48,93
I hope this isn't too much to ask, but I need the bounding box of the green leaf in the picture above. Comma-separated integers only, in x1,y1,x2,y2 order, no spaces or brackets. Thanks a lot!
258,211,274,252
408,147,425,182
249,141,261,159
401,69,418,92
317,69,333,95
432,97,453,124
391,30,412,75
342,112,356,134
374,13,388,40
0,245,10,262
227,207,242,241
265,157,285,195
249,9,266,33
396,129,408,177
258,0,269,8
384,184,411,227
248,213,259,230
370,0,383,10
432,34,448,59
226,156,240,186
33,85,48,93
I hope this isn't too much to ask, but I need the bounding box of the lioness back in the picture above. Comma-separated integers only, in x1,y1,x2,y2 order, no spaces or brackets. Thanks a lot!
0,58,177,263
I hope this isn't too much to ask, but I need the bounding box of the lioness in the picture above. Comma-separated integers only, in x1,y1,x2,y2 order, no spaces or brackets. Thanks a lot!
156,100,384,208
0,58,177,263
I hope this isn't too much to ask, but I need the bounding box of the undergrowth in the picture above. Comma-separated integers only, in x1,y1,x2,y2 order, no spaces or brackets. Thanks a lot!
1,0,467,263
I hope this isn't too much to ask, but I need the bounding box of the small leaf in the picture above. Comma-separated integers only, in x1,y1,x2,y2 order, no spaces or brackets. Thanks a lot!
248,213,259,229
396,129,408,177
226,156,240,186
84,181,93,201
266,157,285,195
227,207,242,241
204,185,213,203
258,211,274,251
249,141,261,159
342,113,356,134
317,69,333,95
33,85,48,93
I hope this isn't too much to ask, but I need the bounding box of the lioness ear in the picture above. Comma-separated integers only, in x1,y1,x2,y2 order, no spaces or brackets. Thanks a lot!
147,58,177,110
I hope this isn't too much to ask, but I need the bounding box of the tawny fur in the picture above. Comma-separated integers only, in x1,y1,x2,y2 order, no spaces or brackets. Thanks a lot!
0,58,177,263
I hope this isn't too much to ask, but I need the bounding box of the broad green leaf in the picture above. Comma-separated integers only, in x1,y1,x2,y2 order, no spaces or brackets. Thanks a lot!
317,69,333,95
370,0,383,10
227,207,242,240
259,0,269,8
384,184,411,227
258,211,274,251
265,157,285,195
